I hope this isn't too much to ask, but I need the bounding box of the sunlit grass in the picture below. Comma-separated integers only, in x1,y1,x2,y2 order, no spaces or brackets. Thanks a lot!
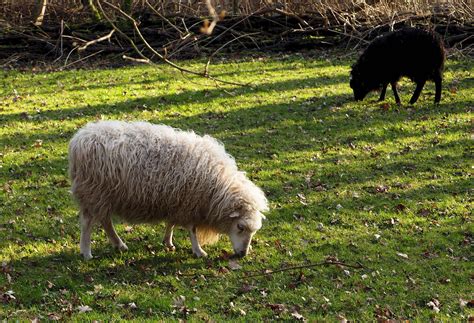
0,55,472,320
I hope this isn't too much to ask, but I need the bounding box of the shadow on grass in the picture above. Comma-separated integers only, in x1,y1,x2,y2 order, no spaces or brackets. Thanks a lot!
1,70,171,97
0,71,349,125
3,235,250,309
1,95,468,152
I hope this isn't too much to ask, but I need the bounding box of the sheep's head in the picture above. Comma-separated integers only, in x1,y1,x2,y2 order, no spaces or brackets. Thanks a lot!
349,70,370,101
227,210,265,258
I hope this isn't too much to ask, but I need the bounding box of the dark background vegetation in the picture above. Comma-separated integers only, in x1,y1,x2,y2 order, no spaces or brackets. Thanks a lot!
1,0,472,67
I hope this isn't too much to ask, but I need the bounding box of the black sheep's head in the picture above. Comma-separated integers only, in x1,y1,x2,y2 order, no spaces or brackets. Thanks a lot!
349,69,370,101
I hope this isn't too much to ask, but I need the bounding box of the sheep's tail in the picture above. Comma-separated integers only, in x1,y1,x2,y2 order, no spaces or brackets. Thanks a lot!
196,225,220,245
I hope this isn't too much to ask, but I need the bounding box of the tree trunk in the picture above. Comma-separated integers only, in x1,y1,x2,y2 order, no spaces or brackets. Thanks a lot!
34,0,48,26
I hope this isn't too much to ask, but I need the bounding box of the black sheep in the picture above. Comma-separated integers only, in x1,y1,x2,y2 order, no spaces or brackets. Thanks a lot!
350,28,446,104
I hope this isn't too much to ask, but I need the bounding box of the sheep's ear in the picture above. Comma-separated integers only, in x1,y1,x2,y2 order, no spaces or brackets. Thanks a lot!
229,211,240,218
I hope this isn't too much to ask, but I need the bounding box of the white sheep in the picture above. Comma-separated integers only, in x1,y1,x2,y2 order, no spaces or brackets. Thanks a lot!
68,121,268,260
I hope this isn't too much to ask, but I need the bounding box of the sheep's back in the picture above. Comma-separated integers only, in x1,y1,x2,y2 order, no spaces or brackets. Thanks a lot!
357,28,445,82
69,121,238,224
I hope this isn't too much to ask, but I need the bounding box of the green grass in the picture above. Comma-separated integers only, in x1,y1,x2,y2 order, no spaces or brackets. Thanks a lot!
0,55,472,321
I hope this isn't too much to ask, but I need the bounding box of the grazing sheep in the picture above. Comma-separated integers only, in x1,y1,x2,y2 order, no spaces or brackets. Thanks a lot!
69,121,268,260
350,28,445,104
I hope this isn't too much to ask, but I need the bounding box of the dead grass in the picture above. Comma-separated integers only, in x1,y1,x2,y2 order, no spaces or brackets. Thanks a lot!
2,0,472,27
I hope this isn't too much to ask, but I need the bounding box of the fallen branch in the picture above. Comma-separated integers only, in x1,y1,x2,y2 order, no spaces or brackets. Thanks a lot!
177,259,366,280
122,54,151,64
241,260,366,279
77,29,115,52
61,49,104,69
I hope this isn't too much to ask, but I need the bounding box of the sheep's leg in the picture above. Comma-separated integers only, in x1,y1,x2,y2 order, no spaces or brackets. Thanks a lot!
378,83,388,101
391,82,401,105
101,217,128,251
409,80,426,105
163,223,176,251
188,226,207,258
434,75,442,104
80,210,94,260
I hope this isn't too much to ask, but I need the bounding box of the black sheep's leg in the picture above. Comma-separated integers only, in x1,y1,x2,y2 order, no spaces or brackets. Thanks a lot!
434,74,442,104
378,83,388,101
391,82,401,105
409,79,426,105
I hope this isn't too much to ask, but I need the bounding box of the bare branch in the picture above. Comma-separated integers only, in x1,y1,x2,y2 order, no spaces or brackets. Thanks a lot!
78,29,115,52
34,0,48,27
145,0,186,37
99,0,248,87
205,31,260,75
122,55,151,64
200,0,221,35
62,49,104,69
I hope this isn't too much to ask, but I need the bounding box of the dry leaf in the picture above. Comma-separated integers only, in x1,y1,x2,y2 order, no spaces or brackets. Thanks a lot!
380,103,390,111
427,300,440,313
396,252,408,259
291,311,306,321
93,284,103,293
2,290,16,303
77,305,92,313
228,259,242,270
266,303,287,313
47,313,61,321
172,295,185,308
33,139,43,148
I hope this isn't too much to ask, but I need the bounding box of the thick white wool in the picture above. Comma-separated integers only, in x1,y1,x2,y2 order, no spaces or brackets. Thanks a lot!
69,121,268,232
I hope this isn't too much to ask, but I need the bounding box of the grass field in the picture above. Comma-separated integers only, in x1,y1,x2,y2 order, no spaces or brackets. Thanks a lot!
0,54,472,320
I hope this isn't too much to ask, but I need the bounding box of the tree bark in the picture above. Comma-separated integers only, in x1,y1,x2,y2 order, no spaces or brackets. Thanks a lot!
34,0,48,26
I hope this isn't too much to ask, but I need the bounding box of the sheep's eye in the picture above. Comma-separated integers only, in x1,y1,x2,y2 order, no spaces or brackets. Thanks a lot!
237,224,245,232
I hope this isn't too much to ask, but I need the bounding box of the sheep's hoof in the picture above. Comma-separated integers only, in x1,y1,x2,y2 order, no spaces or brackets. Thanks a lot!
165,245,176,252
82,253,93,261
117,243,128,251
193,250,208,258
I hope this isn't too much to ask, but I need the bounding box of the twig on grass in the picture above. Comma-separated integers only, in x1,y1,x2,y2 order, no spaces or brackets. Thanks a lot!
241,260,366,279
61,50,104,69
178,259,366,280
